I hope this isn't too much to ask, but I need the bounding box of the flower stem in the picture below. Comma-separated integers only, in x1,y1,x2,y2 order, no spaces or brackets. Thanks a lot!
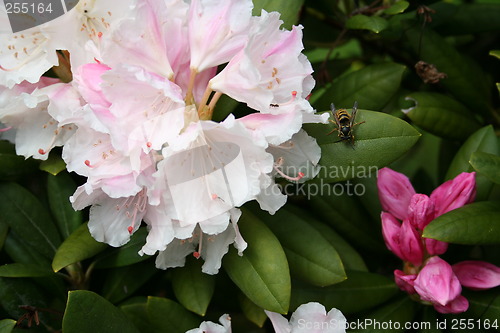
185,68,198,106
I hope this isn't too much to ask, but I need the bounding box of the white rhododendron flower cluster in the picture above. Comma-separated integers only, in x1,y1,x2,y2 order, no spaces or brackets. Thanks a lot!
0,0,326,274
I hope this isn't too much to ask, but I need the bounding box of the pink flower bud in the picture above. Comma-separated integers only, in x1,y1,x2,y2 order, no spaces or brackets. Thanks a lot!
424,238,448,256
414,256,462,306
407,194,435,230
433,295,469,314
452,261,500,290
381,212,404,260
399,219,424,266
394,269,417,294
377,168,416,220
430,172,476,216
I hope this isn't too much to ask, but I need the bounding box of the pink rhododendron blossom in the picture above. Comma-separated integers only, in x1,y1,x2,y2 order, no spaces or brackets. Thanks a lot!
377,167,416,220
378,168,496,314
265,302,347,333
414,256,462,306
452,261,500,290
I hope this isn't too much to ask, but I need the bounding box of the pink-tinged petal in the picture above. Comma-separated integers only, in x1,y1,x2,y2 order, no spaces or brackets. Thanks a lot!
408,194,435,230
73,63,112,108
424,238,448,256
381,212,404,260
452,261,500,290
289,302,347,333
377,168,416,220
414,257,462,306
433,295,469,314
264,311,290,333
394,270,417,294
399,219,424,266
431,172,476,216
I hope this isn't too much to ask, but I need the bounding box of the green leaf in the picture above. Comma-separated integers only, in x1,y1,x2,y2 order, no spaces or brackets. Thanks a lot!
3,230,51,267
0,223,7,251
0,263,54,277
434,4,500,35
314,62,406,111
62,290,140,333
423,201,500,245
491,50,500,60
305,216,368,272
308,192,385,254
290,271,398,314
346,14,388,33
121,302,155,333
94,228,150,269
0,277,49,319
254,206,346,286
304,110,420,183
171,256,215,316
0,141,38,180
420,307,442,333
0,319,16,333
238,293,267,328
102,261,158,304
223,209,290,313
464,289,500,322
147,297,201,333
445,126,498,200
252,0,304,30
403,92,480,141
405,26,491,115
47,172,82,239
0,183,61,259
52,222,107,272
358,297,415,332
383,1,409,15
469,151,500,185
39,153,67,176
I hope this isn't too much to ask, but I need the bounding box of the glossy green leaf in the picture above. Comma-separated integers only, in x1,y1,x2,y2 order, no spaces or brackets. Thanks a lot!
223,209,290,313
238,293,267,328
445,126,498,200
62,290,140,333
102,261,157,304
0,183,61,259
491,50,500,59
464,290,500,322
403,92,480,141
0,141,38,179
52,222,107,272
0,277,49,319
121,302,155,333
308,193,385,254
290,271,398,314
171,257,215,316
358,297,415,333
47,172,82,239
423,202,500,244
0,319,16,333
434,4,500,35
346,14,388,33
3,230,51,267
305,110,420,183
147,297,201,333
94,228,150,269
0,223,7,251
255,206,346,286
405,26,491,115
383,1,409,15
314,62,406,111
39,153,67,176
0,263,54,277
252,0,304,30
306,217,368,272
469,151,500,185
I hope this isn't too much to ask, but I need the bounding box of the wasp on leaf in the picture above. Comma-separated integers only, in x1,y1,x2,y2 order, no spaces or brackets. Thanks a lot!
327,101,365,146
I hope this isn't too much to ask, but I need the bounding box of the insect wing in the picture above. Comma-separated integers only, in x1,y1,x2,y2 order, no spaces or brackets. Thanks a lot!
349,101,359,128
